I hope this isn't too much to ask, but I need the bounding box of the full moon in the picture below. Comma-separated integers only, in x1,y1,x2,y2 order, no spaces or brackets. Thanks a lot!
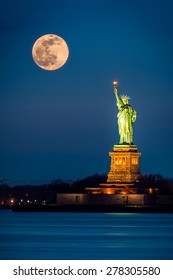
32,34,69,70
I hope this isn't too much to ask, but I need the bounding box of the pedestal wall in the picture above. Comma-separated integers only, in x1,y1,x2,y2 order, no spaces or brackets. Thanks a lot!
107,145,141,183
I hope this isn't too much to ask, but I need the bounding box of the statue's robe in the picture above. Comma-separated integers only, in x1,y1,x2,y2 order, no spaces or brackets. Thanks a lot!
117,99,136,144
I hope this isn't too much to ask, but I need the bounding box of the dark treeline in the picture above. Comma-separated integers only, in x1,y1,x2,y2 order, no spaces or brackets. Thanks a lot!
135,174,173,194
0,173,173,206
47,174,107,203
48,173,173,197
0,174,107,205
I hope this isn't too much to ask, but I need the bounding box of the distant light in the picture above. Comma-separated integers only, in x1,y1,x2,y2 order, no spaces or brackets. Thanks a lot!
27,200,30,203
103,188,115,195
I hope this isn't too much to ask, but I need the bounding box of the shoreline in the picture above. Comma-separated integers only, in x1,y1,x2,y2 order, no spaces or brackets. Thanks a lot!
11,204,173,213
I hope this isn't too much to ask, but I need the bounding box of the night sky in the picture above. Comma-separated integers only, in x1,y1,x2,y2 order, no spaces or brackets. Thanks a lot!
1,0,173,185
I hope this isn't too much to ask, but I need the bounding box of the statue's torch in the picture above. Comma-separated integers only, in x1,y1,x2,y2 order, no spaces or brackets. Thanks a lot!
113,80,118,88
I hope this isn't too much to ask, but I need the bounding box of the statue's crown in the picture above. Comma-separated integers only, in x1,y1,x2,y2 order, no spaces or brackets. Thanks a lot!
121,95,130,100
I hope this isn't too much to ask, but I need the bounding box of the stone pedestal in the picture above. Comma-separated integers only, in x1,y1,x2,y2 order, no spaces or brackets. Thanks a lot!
107,144,141,183
86,145,141,195
95,144,142,194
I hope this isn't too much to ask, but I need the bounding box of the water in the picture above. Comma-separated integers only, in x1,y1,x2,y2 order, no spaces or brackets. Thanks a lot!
0,210,173,260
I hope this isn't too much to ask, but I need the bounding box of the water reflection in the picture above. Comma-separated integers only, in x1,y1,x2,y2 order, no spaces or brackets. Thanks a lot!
0,210,173,260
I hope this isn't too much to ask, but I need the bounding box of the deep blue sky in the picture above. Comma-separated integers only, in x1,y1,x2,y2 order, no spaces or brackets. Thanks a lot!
1,0,173,185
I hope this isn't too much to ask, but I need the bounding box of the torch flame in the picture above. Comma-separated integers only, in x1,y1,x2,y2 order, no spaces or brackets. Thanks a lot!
113,80,118,87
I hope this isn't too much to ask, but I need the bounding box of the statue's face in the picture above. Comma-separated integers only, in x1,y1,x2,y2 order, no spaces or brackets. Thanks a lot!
122,98,128,104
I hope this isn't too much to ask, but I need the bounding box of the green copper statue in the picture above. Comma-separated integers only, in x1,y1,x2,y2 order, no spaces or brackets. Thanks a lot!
113,81,136,145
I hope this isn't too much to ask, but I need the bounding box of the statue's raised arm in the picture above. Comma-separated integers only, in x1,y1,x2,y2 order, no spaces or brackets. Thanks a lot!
113,81,120,103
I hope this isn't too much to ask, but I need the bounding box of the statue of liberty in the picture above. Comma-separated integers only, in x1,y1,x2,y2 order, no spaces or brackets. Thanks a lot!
113,81,136,145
